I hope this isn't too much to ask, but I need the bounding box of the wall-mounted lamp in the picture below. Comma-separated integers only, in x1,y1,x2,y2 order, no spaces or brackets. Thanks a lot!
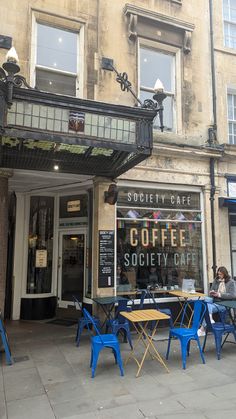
104,183,118,205
0,46,31,108
101,57,167,131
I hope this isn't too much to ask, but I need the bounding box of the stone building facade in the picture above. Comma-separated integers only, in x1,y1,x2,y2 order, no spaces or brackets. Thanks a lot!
0,0,234,320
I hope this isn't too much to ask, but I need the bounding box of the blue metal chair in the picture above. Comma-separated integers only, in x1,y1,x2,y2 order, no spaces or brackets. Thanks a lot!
72,295,101,347
166,300,206,369
105,299,133,349
202,302,236,360
83,308,124,378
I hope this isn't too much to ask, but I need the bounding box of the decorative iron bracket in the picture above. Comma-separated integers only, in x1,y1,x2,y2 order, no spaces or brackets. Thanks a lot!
101,57,167,131
0,66,32,108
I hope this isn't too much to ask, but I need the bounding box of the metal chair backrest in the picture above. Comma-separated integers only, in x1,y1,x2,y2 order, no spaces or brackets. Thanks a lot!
83,308,104,344
145,290,159,309
180,300,206,330
72,295,82,311
115,299,133,321
138,290,147,309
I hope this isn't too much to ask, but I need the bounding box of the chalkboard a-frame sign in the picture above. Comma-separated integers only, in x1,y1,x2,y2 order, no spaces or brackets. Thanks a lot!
98,230,114,288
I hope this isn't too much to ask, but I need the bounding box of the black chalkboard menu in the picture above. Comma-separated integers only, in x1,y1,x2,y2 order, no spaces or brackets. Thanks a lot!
98,230,114,288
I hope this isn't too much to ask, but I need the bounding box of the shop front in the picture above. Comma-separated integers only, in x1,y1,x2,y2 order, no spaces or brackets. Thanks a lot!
0,82,156,320
115,182,207,296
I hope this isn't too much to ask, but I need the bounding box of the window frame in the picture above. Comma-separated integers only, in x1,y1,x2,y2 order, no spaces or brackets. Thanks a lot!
115,180,207,298
227,89,236,144
30,12,85,98
223,0,236,48
138,38,182,134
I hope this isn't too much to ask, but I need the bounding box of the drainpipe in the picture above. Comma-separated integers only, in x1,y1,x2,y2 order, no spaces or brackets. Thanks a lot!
209,0,217,278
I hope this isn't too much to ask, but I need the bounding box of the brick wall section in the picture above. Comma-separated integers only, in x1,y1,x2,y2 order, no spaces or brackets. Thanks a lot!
0,176,8,314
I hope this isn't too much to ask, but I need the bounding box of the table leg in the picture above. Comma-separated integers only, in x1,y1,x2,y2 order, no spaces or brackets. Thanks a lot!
173,299,185,325
98,303,115,329
124,321,154,367
138,321,170,376
174,298,192,327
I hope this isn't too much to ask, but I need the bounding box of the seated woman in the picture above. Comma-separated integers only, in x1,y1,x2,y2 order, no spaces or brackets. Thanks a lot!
198,266,236,336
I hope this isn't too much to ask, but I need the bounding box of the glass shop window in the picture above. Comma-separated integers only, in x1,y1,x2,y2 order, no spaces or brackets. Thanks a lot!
35,23,78,96
116,188,204,293
27,196,54,294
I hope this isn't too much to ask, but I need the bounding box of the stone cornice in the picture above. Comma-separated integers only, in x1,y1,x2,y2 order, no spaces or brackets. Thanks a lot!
123,4,195,32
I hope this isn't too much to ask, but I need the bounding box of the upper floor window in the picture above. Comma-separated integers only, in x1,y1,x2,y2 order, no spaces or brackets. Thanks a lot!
223,0,236,48
36,24,78,96
139,46,175,132
227,92,236,143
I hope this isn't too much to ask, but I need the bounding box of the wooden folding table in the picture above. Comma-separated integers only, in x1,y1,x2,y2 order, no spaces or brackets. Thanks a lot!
168,290,206,327
120,309,170,377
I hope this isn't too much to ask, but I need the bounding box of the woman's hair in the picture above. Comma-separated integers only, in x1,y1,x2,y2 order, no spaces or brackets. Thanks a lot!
217,266,230,282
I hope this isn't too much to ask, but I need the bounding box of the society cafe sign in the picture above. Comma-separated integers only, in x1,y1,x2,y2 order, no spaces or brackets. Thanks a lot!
123,226,196,268
117,188,200,210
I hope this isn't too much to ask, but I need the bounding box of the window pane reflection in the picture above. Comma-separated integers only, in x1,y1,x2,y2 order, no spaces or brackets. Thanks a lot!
27,196,54,294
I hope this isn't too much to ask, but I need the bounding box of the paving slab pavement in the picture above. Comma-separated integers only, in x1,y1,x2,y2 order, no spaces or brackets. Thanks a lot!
1,320,236,418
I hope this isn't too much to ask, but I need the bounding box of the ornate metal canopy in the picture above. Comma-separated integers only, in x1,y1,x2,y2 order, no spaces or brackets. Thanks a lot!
0,85,156,178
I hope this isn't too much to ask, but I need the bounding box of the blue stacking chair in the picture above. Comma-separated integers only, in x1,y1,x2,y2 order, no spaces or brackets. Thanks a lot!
105,299,133,349
166,300,206,369
83,308,124,378
72,295,101,347
202,303,236,360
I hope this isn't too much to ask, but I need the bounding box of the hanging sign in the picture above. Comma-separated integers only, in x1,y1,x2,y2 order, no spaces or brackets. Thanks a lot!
67,200,81,212
35,250,47,268
98,230,114,287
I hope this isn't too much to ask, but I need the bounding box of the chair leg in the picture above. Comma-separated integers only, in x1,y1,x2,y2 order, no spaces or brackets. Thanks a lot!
90,348,93,368
76,322,84,347
91,346,101,378
75,320,79,342
196,336,206,364
112,349,117,364
166,334,171,360
114,347,124,376
187,340,191,356
180,339,188,369
126,329,133,350
214,334,222,360
202,332,208,353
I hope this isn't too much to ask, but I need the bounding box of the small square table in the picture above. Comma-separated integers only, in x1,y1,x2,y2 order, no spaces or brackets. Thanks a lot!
120,309,170,377
92,296,128,328
168,290,206,327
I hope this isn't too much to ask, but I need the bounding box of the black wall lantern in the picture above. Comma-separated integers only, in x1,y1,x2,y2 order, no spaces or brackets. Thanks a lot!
0,47,31,108
104,184,118,205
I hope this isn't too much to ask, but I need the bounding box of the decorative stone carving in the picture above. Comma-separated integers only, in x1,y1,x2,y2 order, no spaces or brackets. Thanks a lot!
128,13,138,41
184,31,192,54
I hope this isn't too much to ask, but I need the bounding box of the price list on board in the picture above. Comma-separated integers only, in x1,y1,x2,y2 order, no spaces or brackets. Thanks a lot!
98,230,114,287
